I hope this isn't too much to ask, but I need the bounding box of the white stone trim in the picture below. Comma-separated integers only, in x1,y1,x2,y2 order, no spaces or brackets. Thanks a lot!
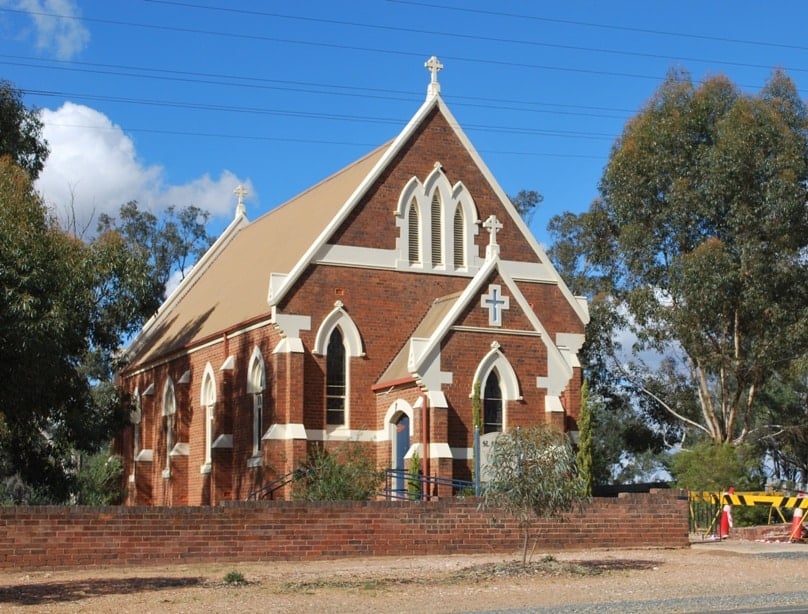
263,423,308,440
313,302,364,357
170,442,189,456
470,344,522,401
405,442,454,459
135,449,153,462
212,434,233,448
384,399,415,436
246,346,266,394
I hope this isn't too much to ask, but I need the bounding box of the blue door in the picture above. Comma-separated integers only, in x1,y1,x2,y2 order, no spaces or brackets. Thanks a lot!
395,414,410,498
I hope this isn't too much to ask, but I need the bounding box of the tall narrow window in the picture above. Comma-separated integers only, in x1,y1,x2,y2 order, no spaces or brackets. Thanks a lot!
162,380,176,477
408,199,420,264
483,370,503,434
326,328,346,425
246,349,266,467
132,391,142,466
453,204,465,268
202,374,215,468
431,192,443,265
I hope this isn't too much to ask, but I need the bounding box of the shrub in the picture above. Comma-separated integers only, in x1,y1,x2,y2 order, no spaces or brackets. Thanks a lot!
292,442,384,501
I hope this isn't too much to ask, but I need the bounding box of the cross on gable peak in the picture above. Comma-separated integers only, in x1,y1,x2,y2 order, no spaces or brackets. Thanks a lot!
483,214,503,259
234,184,248,219
424,55,443,99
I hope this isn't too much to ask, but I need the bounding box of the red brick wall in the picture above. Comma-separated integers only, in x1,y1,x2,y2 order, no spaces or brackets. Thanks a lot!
0,492,688,571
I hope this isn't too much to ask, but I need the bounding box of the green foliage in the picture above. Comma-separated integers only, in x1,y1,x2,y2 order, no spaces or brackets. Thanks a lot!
0,80,49,179
508,190,543,224
75,447,125,505
471,381,482,430
575,380,593,495
223,570,247,586
668,440,762,492
97,200,214,301
292,443,384,501
547,68,808,449
0,86,215,502
482,426,589,564
406,452,421,500
0,475,55,506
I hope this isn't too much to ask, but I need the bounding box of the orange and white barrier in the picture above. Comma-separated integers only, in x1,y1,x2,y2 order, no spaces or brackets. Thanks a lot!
789,493,806,542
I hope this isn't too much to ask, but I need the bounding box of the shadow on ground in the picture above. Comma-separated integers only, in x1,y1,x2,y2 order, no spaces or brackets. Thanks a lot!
0,577,203,606
569,559,659,571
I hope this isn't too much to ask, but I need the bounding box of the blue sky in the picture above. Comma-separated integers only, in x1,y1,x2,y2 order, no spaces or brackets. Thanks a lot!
2,1,807,244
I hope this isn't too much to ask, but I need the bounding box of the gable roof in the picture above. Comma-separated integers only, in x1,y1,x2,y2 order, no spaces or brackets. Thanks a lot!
124,142,389,369
124,73,587,372
378,255,576,395
268,90,588,325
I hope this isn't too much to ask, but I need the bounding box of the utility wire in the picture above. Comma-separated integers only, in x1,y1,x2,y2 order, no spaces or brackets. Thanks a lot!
143,0,808,76
388,0,808,53
0,6,783,89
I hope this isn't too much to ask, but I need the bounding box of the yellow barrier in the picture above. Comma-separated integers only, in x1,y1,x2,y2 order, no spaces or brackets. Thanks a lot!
689,491,807,537
689,491,808,509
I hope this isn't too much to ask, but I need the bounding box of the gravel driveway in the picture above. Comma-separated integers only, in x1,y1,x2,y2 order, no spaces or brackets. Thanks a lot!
1,540,807,613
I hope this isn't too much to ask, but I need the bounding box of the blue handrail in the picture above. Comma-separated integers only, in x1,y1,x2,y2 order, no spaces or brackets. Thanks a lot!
383,468,474,501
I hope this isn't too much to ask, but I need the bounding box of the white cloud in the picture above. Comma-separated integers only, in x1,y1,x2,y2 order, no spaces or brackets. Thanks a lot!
36,102,253,234
7,0,90,59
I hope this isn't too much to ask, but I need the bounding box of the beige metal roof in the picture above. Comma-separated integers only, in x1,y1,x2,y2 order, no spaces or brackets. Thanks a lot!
376,291,463,385
126,143,390,369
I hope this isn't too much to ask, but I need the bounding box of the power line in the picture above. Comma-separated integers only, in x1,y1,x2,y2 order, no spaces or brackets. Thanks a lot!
41,122,606,159
142,0,808,76
388,0,808,53
0,5,785,91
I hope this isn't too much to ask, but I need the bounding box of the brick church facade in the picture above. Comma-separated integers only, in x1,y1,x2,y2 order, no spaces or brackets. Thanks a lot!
117,58,588,506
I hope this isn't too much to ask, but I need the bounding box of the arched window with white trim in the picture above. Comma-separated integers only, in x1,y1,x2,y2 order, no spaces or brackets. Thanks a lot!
131,389,142,472
453,203,465,268
201,365,216,472
483,370,503,434
408,199,420,264
162,378,176,478
470,342,522,434
315,302,363,430
326,328,347,425
395,168,480,273
247,348,266,460
431,191,443,265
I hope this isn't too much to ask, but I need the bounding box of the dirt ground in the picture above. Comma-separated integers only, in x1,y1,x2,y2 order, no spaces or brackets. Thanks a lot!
1,540,806,613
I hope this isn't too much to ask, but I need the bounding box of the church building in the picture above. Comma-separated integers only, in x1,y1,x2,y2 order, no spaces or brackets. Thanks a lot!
117,58,588,506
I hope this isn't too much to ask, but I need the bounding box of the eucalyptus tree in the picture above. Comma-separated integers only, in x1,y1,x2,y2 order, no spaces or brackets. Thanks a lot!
0,80,48,179
549,69,808,446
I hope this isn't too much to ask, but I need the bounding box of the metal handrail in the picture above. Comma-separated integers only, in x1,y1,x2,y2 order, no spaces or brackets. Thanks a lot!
383,468,474,501
246,468,307,501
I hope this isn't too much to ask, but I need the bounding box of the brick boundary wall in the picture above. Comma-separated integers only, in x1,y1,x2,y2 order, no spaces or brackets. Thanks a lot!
0,491,688,571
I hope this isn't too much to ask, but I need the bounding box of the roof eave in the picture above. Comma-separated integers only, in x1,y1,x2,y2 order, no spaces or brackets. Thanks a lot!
268,93,444,308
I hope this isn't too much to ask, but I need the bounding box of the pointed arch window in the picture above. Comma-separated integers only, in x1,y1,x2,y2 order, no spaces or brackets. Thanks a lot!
483,370,503,434
201,370,216,470
131,390,142,468
326,328,347,425
248,352,266,459
453,204,465,268
162,379,176,478
408,199,420,264
431,191,443,265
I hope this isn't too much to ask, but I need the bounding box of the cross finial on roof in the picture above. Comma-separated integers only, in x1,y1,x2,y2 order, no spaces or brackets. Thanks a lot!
483,214,503,259
234,184,248,219
425,55,443,99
